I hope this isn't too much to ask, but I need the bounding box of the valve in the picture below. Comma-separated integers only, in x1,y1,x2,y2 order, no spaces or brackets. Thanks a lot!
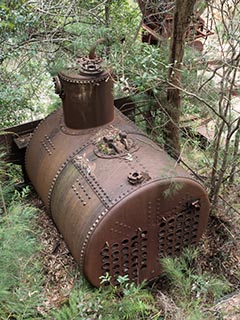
128,171,144,185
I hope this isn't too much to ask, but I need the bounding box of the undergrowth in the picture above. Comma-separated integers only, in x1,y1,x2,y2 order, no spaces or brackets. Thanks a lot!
0,156,44,320
160,248,230,319
51,275,157,320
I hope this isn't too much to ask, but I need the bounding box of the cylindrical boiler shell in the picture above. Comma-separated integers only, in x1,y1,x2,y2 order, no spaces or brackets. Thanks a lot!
25,107,210,287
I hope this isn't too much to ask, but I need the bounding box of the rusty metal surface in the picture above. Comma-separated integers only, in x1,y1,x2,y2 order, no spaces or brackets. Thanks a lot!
0,96,134,168
26,107,210,287
25,59,210,287
138,0,213,49
84,178,209,286
0,119,40,164
54,56,114,130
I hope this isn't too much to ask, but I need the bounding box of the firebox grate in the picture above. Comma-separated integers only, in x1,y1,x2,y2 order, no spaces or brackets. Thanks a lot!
158,208,200,259
100,230,148,284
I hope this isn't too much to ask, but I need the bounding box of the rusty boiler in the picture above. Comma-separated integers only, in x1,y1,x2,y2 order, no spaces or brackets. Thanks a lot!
25,54,210,287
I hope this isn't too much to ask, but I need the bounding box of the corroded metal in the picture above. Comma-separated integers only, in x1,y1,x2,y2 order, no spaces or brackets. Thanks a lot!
138,0,213,50
54,55,114,130
25,56,210,288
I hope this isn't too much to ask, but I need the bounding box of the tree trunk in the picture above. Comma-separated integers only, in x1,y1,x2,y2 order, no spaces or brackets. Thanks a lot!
164,0,196,158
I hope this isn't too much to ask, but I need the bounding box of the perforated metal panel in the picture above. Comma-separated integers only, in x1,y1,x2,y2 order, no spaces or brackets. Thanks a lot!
158,207,200,258
83,179,209,287
100,231,148,284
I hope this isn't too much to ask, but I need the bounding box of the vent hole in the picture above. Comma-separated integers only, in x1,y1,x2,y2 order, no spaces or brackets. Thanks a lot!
176,229,182,236
177,214,184,221
112,243,119,250
159,230,165,237
132,249,139,256
122,247,129,254
131,241,138,248
131,235,138,241
132,256,138,263
141,260,147,266
113,258,119,264
112,250,120,258
168,218,175,225
141,264,147,270
122,239,129,245
101,248,109,255
132,270,138,276
185,218,191,224
113,264,120,270
102,256,110,263
102,263,110,270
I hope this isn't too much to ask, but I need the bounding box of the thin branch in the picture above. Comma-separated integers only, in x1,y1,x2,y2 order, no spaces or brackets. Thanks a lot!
165,80,229,125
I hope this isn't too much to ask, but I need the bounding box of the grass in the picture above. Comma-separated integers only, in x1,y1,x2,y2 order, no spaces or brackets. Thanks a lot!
160,248,230,319
0,155,44,320
0,204,44,320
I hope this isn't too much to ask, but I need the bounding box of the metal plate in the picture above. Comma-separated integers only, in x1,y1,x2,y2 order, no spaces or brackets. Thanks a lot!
84,178,209,287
